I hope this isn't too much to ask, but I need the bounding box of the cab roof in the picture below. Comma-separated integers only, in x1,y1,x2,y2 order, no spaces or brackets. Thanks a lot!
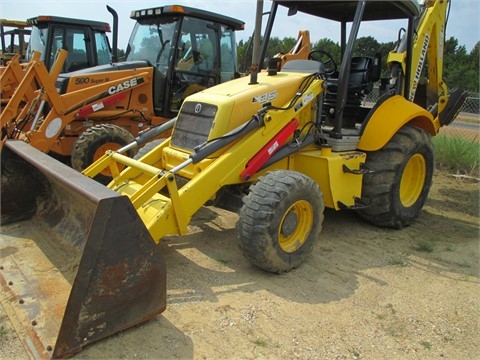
27,16,110,32
274,0,421,21
131,5,245,31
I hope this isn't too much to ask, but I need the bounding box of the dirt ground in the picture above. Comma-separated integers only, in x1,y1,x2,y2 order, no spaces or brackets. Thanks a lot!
1,169,479,360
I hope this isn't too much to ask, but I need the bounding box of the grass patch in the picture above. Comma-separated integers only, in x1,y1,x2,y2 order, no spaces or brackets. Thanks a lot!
445,244,456,252
0,325,5,341
216,258,229,266
387,256,408,267
420,340,432,350
413,241,435,253
252,338,269,348
432,135,479,176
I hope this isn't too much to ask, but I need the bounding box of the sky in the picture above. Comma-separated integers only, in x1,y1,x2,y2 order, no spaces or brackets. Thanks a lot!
1,0,479,52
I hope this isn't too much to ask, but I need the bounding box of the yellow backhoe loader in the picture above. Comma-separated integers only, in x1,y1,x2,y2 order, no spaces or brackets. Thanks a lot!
1,0,467,358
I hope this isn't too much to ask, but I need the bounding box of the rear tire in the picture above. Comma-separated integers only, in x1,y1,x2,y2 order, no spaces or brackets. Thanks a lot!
237,170,324,273
71,124,136,184
357,125,434,228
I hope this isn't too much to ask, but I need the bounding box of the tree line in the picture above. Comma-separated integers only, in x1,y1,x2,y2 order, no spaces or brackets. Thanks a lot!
237,36,480,92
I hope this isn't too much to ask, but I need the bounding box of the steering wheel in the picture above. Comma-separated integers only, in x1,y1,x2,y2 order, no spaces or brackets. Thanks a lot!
308,49,337,76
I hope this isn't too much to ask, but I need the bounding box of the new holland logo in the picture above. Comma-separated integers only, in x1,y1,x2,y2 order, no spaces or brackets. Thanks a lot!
194,104,202,113
410,34,430,101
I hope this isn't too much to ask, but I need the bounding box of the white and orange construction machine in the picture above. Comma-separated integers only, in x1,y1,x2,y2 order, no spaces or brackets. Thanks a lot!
0,0,467,358
0,18,30,66
0,9,117,109
1,5,244,184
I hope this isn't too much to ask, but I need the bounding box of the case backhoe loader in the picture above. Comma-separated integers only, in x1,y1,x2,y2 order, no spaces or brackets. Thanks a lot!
0,0,467,358
0,10,116,107
1,5,244,183
0,19,30,65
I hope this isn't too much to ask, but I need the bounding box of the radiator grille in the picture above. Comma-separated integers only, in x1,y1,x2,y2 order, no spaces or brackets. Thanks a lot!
171,102,217,151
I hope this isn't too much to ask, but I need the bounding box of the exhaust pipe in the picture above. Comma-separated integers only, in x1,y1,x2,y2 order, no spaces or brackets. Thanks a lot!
106,5,119,63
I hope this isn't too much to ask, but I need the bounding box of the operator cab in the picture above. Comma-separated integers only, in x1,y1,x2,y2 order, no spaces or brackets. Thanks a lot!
0,20,31,65
26,15,112,73
126,5,244,118
260,0,421,150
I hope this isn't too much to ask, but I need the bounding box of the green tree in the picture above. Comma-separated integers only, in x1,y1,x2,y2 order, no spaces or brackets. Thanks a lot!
312,38,341,65
354,36,379,56
237,38,252,72
265,36,297,58
443,37,472,91
465,42,480,92
235,34,478,93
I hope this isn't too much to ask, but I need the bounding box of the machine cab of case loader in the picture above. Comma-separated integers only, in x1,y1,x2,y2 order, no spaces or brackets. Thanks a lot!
0,19,31,65
25,15,113,73
260,0,422,150
125,5,244,118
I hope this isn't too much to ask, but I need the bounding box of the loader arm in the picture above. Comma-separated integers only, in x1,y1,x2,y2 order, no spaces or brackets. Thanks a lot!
0,54,36,105
24,71,152,153
83,74,325,242
1,50,68,140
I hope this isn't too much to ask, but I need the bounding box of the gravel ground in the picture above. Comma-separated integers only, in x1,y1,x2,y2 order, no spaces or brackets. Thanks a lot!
1,169,479,359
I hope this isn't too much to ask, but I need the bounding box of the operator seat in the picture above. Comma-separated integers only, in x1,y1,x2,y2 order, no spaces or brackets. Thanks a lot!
323,54,381,128
326,56,379,95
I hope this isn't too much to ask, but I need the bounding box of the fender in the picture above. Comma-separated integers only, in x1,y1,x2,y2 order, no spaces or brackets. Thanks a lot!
358,95,435,152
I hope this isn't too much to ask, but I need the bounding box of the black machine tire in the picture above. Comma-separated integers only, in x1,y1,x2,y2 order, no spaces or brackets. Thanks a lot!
308,49,337,75
71,124,137,184
133,139,165,160
357,125,434,229
237,170,324,273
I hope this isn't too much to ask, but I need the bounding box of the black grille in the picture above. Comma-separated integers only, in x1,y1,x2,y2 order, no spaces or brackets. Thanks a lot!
171,102,217,151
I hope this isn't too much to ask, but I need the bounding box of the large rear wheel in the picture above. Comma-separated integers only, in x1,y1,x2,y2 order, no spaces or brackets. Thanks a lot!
71,124,136,184
237,170,324,273
357,125,434,228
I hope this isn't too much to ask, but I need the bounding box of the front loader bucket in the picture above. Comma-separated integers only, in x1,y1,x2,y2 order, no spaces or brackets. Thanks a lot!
0,141,167,359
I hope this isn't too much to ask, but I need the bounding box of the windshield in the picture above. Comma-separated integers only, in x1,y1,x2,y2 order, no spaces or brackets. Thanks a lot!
26,25,47,61
126,17,176,75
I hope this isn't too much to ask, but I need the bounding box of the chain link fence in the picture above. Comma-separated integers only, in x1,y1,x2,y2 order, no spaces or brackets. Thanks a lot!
460,92,480,115
363,89,479,142
364,89,479,114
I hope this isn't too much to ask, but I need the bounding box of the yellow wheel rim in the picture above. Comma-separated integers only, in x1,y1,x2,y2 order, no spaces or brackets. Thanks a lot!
400,153,426,207
278,200,313,253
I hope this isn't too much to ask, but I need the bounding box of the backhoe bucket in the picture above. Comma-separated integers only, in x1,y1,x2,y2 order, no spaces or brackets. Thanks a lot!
0,140,167,359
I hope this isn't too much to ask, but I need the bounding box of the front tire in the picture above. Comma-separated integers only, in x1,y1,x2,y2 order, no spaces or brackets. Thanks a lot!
71,124,136,184
357,125,434,228
237,170,324,273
